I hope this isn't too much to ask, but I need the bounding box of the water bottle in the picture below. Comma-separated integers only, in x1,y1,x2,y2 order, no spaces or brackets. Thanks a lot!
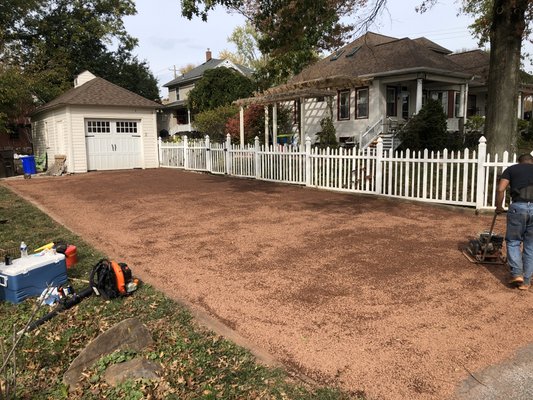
20,241,28,258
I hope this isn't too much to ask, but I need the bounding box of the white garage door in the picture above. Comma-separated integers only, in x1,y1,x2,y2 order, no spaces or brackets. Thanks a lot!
85,120,142,170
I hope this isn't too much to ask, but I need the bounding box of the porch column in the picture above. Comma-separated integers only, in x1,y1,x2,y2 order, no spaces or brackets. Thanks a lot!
300,97,305,146
458,84,466,118
264,105,269,147
463,83,469,128
187,109,192,130
415,78,423,114
239,106,244,148
272,103,278,146
518,92,523,119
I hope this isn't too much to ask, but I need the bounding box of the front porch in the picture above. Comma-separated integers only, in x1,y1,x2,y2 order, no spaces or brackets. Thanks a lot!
235,70,473,152
158,100,193,136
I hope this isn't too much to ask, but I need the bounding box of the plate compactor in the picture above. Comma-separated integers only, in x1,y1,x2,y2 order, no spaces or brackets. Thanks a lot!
463,213,507,265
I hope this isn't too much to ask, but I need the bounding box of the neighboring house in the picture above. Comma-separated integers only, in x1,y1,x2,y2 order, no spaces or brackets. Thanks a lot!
160,49,253,136
31,71,161,173
235,32,533,149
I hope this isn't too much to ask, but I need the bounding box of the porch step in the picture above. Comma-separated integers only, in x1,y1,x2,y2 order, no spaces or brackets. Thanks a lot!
381,133,395,150
367,133,399,152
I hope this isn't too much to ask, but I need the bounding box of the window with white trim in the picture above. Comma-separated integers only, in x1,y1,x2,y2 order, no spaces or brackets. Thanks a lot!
116,121,138,134
87,120,111,133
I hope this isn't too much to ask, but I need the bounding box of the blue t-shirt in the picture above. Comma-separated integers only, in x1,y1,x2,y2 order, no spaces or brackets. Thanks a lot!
501,163,533,202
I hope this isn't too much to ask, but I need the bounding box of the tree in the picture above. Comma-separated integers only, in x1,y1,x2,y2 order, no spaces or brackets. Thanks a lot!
187,67,255,114
224,22,264,70
0,0,40,54
181,1,360,86
218,49,247,67
182,0,533,155
99,49,160,101
220,22,322,89
420,0,533,155
226,104,264,143
179,63,197,75
2,0,159,108
0,66,34,134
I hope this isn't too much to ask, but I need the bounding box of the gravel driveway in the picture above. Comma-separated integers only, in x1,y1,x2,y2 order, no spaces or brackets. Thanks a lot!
4,168,532,400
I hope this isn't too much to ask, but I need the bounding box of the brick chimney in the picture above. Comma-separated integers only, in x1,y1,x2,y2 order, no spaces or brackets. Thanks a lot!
206,48,212,62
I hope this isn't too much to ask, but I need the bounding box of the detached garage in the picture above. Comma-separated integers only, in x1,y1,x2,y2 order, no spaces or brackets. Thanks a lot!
32,71,161,173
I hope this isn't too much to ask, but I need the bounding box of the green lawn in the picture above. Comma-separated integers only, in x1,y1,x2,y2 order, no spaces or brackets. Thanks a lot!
0,185,361,400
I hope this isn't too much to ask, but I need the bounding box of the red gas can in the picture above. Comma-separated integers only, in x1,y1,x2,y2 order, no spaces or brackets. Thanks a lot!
64,245,78,269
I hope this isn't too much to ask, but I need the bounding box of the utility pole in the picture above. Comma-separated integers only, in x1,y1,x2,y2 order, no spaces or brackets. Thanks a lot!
169,65,177,78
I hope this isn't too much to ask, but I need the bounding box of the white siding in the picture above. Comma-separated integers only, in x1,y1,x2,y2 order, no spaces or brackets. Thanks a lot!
143,111,159,168
31,108,69,170
32,106,158,174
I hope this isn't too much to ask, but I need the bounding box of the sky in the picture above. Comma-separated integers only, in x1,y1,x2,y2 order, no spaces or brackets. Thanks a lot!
122,0,530,98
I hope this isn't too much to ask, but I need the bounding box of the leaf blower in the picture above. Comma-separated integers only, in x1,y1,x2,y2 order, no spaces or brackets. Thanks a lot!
24,259,138,333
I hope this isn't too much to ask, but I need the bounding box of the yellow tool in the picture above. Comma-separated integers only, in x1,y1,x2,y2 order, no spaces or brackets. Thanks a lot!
33,242,55,253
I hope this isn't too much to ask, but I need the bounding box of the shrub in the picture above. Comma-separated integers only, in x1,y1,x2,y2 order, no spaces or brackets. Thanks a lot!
399,99,447,151
192,105,239,142
462,115,485,149
518,118,533,141
316,117,338,148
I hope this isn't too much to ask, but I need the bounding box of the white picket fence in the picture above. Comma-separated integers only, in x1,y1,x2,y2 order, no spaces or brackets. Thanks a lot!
158,135,522,210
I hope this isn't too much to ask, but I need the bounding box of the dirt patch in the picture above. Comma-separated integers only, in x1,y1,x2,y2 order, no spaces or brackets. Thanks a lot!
4,169,532,400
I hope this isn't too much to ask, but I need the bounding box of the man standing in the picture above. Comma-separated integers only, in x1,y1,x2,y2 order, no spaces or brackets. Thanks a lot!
495,154,533,290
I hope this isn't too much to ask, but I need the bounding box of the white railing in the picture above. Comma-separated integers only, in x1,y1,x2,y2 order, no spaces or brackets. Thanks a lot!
358,118,383,150
158,135,524,210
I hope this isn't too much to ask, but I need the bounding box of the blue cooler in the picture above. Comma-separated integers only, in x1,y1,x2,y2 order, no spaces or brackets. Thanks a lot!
0,252,67,304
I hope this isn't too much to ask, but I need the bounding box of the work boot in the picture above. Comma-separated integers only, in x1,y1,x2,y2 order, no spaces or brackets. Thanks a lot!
518,279,530,291
508,276,524,285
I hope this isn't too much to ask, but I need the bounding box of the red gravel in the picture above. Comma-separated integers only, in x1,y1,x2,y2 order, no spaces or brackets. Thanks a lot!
4,169,532,400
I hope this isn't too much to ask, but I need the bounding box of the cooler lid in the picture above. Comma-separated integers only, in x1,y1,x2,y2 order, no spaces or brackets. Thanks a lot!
0,252,66,275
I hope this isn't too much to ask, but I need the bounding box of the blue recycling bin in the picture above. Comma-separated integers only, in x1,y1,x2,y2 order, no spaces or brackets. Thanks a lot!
20,155,37,175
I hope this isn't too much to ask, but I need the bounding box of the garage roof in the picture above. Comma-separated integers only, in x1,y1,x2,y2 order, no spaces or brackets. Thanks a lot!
33,76,161,115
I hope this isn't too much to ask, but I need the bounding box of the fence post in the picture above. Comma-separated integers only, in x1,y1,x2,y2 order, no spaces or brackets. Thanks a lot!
475,136,487,210
254,136,260,179
305,136,311,186
183,135,189,169
205,135,211,173
375,137,383,194
158,137,162,166
225,134,232,175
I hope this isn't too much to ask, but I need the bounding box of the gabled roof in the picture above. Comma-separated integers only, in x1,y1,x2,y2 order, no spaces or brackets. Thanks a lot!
163,59,254,88
291,32,470,84
33,76,161,115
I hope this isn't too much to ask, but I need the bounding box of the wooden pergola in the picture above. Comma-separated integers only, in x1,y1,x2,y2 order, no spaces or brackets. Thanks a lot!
233,75,364,147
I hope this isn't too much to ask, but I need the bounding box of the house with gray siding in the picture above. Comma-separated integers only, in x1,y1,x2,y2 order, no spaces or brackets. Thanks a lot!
160,50,253,136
